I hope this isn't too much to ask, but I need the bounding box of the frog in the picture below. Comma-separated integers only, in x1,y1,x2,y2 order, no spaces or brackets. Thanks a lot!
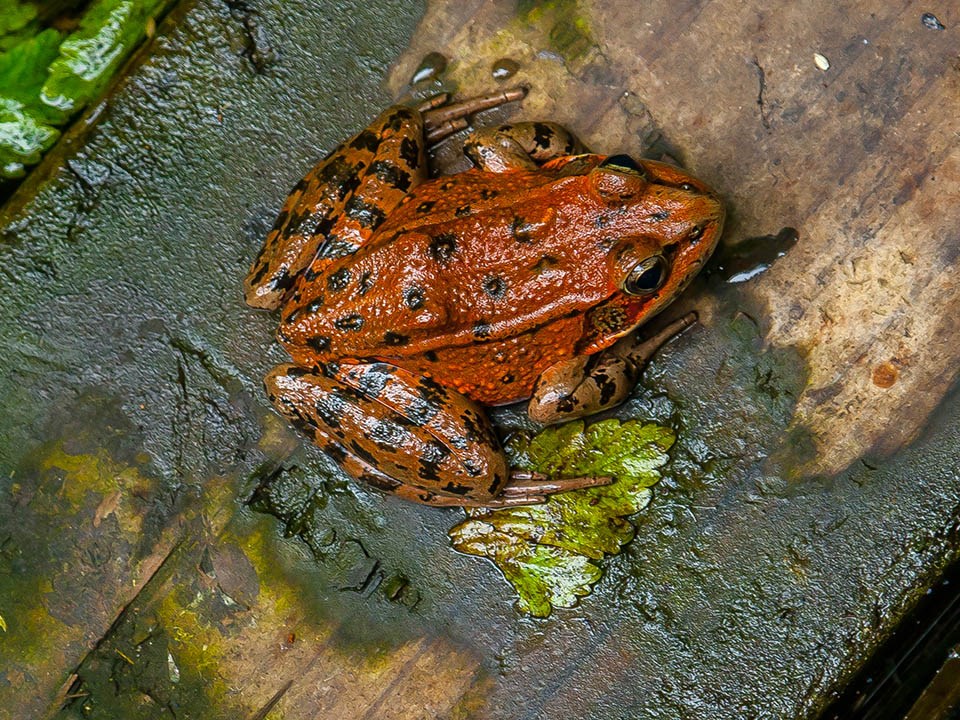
244,89,724,507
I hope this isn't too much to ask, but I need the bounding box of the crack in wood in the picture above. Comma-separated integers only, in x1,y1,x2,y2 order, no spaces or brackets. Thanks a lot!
50,537,187,718
248,679,293,720
751,56,771,131
358,638,436,720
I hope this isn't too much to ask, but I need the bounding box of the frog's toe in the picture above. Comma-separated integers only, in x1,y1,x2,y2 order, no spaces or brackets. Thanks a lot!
500,472,612,497
421,87,527,144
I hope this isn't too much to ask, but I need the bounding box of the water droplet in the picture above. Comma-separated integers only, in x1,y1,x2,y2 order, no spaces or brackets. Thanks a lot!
491,58,520,81
718,227,799,284
411,52,447,84
921,12,945,30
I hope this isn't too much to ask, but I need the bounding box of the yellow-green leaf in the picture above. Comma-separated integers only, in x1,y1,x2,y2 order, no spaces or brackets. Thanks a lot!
450,419,674,617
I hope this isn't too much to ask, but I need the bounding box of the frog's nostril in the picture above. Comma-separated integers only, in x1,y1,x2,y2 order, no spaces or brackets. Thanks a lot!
689,225,705,242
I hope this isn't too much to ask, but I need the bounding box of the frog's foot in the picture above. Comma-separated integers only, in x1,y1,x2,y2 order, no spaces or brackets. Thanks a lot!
421,87,528,144
528,312,698,424
463,121,587,173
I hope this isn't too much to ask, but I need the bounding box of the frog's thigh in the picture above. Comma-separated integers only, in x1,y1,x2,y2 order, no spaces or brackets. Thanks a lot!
245,106,430,310
265,362,509,504
463,122,585,172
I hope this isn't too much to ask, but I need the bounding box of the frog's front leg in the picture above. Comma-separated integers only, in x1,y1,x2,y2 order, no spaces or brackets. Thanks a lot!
245,89,529,310
266,361,609,507
528,313,697,424
463,121,586,172
244,104,433,309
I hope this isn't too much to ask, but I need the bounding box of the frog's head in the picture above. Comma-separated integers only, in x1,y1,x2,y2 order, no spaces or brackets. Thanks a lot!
569,154,725,349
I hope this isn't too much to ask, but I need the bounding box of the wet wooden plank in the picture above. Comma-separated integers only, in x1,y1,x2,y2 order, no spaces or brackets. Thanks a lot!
0,1,958,719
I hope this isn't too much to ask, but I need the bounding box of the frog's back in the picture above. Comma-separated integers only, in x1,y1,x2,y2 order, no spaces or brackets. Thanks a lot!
277,168,616,401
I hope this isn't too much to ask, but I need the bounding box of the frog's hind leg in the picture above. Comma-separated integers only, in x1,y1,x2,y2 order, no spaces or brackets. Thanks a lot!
265,362,609,507
463,122,587,173
244,105,434,310
265,361,513,505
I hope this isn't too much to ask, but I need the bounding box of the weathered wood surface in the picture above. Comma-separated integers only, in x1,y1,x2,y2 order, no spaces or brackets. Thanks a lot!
0,1,958,719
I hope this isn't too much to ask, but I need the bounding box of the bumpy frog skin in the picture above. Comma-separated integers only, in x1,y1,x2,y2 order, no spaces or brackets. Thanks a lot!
245,90,724,507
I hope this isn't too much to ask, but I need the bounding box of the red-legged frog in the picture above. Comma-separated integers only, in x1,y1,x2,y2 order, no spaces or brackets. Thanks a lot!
244,89,724,507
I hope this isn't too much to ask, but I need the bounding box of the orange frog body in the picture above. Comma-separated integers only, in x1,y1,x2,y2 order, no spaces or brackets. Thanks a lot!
244,91,724,507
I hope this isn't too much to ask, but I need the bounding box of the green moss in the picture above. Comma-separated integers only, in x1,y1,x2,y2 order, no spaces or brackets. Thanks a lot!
516,0,596,63
0,28,63,177
0,0,39,52
41,0,167,121
0,0,175,180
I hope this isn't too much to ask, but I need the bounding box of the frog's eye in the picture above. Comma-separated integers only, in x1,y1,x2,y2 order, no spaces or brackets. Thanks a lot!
622,255,668,295
599,154,646,176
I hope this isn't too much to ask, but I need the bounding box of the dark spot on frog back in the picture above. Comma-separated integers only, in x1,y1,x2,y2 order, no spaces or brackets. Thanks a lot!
428,233,457,261
314,389,350,429
441,481,472,495
307,335,331,353
511,216,537,243
531,255,559,274
370,418,410,449
270,207,290,234
335,314,365,331
473,321,492,338
482,276,507,299
385,108,415,132
327,268,351,292
404,286,426,310
344,197,387,229
356,271,374,296
418,440,451,481
323,441,348,463
532,122,555,149
268,268,294,293
383,331,410,346
404,396,439,426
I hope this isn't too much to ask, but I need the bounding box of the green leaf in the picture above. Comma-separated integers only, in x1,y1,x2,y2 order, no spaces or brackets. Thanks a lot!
449,419,675,617
40,0,164,121
0,27,62,107
0,102,61,177
0,28,63,178
0,0,39,52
